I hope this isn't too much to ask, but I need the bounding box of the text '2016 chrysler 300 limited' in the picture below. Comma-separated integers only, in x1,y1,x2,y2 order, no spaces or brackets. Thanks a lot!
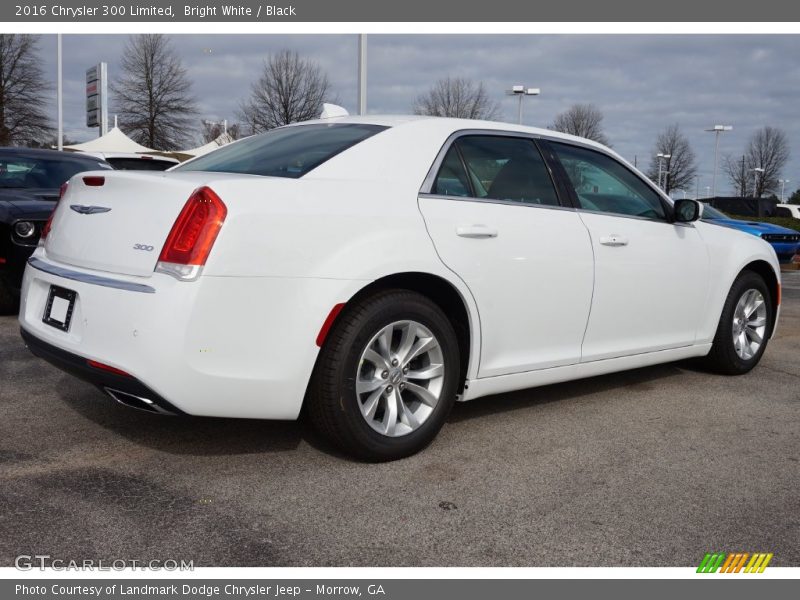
19,111,781,461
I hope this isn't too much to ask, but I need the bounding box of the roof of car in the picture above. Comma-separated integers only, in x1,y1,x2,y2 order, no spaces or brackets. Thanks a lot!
0,146,108,163
300,114,611,152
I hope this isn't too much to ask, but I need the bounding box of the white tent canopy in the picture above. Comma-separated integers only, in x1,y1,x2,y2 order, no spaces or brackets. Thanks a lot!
64,127,156,154
178,132,236,159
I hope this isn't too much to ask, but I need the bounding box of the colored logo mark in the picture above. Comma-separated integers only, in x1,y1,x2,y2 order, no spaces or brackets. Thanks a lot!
697,552,773,573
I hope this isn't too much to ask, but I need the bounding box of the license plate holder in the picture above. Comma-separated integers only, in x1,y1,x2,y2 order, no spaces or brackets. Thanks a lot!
43,285,77,332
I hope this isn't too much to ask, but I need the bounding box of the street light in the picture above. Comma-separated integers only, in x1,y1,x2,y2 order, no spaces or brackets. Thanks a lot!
695,174,701,200
751,167,765,198
705,125,732,199
656,153,671,189
778,179,790,202
506,85,540,124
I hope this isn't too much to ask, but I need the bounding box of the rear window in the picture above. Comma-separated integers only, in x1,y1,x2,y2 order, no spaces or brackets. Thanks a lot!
175,123,388,179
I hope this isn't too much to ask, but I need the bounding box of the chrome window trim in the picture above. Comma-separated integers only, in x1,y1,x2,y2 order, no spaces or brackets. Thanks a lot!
418,192,576,213
28,257,156,294
575,207,695,228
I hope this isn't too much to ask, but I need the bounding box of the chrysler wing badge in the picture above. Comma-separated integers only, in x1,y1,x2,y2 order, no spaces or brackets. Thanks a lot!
70,205,112,215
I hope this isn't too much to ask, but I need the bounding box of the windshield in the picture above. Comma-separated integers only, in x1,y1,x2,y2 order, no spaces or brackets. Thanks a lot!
176,123,388,179
701,204,729,220
0,156,108,189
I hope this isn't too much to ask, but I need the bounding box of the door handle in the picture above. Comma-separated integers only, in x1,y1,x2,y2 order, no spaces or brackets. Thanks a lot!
599,235,628,247
456,225,498,239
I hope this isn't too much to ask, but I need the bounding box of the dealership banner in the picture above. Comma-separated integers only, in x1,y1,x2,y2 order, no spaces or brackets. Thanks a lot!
4,0,800,22
4,579,799,599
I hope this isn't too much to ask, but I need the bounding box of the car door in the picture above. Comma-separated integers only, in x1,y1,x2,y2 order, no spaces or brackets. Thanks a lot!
545,140,710,362
418,133,594,377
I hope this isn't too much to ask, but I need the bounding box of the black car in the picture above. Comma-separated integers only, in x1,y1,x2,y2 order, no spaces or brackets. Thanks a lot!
0,148,111,312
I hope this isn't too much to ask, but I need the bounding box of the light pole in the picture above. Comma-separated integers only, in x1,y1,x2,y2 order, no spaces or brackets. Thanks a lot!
695,174,701,199
705,124,732,199
751,167,765,198
507,85,540,124
656,153,671,189
57,33,62,151
357,34,367,116
705,186,711,198
778,179,790,202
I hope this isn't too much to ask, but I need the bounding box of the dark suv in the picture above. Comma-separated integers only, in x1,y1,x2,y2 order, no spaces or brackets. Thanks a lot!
0,148,111,312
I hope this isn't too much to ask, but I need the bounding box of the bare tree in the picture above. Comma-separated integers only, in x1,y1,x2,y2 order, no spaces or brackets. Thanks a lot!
646,124,697,196
550,103,609,145
238,50,332,133
722,154,750,197
113,34,198,150
413,77,500,120
732,126,790,198
200,120,241,143
0,34,52,146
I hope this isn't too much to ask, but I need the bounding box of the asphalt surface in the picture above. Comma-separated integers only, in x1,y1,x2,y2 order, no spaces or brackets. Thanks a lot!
1,273,799,567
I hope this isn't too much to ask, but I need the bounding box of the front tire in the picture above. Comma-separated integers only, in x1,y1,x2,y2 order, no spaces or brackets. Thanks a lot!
307,289,460,461
699,271,773,375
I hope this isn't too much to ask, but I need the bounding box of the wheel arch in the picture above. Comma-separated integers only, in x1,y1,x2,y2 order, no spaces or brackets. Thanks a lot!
319,271,478,395
740,259,780,338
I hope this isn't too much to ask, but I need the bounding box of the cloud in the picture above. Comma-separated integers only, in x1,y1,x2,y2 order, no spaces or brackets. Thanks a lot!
34,33,799,196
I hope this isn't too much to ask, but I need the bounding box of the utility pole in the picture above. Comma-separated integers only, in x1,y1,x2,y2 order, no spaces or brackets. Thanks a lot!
740,155,746,197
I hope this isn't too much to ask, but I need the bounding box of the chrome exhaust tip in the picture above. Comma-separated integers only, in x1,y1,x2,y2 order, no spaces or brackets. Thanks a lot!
104,388,176,415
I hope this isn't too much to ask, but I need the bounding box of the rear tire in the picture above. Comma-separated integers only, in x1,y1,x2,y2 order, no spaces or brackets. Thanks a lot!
307,289,460,461
698,271,773,375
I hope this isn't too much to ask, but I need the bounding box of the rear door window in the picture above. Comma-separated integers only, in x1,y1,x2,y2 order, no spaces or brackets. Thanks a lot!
432,135,560,206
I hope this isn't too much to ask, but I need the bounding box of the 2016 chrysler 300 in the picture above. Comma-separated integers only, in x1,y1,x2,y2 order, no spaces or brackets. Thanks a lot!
19,113,781,461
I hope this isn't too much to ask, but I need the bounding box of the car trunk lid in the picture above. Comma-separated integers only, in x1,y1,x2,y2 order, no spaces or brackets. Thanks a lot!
44,171,217,277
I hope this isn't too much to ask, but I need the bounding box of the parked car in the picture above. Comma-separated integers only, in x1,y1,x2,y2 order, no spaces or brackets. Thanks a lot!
0,148,111,312
74,151,179,171
776,203,800,219
702,204,800,263
19,116,781,460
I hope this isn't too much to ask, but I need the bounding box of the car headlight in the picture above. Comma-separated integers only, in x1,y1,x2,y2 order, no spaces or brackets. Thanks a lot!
14,221,36,239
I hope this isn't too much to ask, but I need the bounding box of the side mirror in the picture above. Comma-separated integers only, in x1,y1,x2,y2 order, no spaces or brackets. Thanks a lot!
674,199,703,223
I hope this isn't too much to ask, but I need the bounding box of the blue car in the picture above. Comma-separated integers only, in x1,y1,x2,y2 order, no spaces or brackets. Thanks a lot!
702,204,800,263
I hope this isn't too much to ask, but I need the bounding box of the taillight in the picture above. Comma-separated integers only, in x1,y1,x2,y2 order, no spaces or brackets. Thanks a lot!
82,175,105,186
155,186,227,281
40,182,68,242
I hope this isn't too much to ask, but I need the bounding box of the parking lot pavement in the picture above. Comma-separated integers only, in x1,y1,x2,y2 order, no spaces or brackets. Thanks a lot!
1,282,798,568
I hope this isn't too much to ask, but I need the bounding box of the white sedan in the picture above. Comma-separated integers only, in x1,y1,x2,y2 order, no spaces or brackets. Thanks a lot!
19,114,781,461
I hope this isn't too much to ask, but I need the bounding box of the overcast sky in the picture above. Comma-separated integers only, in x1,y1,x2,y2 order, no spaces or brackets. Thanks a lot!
36,34,800,197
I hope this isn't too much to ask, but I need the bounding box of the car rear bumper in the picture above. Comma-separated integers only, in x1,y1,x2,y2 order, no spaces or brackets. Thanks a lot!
20,326,184,415
19,250,364,420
